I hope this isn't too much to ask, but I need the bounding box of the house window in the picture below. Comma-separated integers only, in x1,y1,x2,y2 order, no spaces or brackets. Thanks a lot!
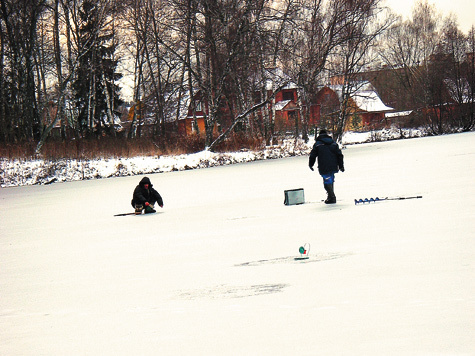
195,100,202,112
282,91,294,102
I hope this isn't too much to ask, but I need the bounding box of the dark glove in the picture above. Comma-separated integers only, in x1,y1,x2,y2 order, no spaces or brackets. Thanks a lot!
309,166,314,171
340,167,345,172
159,204,163,208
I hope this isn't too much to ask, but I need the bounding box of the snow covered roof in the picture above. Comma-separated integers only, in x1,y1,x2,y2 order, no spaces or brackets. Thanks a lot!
330,81,394,113
274,100,292,111
385,110,413,118
265,68,298,91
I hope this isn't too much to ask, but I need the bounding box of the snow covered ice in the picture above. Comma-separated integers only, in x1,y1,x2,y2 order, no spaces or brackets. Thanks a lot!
1,132,474,355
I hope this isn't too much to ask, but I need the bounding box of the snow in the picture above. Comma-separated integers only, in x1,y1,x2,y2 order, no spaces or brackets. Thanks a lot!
386,110,413,118
352,85,394,112
274,99,292,111
265,68,298,90
0,129,425,188
331,81,394,112
1,131,474,355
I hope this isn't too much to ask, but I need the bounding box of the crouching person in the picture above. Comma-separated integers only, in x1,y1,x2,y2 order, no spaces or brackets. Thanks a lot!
131,177,164,214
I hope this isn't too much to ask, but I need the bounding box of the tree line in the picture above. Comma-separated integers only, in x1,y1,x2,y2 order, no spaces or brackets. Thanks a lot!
0,0,473,153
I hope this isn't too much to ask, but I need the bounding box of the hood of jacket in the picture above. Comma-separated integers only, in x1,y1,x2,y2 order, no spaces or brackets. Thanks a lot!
139,177,152,187
316,133,334,145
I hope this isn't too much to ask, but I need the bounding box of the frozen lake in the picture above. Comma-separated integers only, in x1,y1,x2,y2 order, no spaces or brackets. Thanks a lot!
1,132,474,355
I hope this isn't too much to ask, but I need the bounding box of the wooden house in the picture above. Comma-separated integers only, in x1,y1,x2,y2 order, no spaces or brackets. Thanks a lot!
315,81,394,131
181,72,320,136
180,90,211,136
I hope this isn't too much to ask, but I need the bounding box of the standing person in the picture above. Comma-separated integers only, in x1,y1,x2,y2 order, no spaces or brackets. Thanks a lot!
131,177,164,214
309,130,344,204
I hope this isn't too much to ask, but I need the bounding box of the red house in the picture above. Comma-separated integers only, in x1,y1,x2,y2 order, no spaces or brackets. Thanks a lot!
315,82,394,131
181,76,319,136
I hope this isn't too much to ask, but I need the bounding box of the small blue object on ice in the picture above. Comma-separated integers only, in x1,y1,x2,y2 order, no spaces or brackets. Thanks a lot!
355,195,422,205
295,243,310,260
354,197,382,205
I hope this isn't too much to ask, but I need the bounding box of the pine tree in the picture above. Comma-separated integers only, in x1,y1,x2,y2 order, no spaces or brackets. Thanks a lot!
73,0,122,137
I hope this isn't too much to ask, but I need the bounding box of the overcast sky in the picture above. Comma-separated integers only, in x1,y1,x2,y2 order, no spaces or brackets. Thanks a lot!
384,0,474,33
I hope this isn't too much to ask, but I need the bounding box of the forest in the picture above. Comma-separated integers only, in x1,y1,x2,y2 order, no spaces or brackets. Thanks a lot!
0,0,474,158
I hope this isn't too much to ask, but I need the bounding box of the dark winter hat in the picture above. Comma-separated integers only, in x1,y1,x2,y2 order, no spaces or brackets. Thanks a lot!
319,129,328,135
140,177,151,186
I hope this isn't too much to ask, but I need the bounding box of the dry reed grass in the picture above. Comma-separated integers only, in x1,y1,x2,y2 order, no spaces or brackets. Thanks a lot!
0,133,265,160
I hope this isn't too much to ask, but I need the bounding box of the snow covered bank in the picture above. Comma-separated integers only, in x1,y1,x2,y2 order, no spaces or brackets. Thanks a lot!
0,128,425,187
0,139,310,187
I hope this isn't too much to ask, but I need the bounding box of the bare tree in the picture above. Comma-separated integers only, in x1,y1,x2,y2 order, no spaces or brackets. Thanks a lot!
119,0,147,138
326,0,390,143
380,0,443,129
467,27,475,130
187,0,277,149
286,0,344,141
438,18,475,131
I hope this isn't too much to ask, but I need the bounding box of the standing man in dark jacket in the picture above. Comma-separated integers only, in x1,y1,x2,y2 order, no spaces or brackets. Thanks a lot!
131,177,164,214
309,130,344,204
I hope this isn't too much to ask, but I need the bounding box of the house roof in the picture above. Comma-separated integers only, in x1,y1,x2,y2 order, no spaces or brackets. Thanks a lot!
265,68,298,91
329,81,394,113
385,110,413,118
274,100,292,111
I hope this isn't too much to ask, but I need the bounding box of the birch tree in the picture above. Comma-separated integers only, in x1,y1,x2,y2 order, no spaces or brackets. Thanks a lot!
328,0,389,143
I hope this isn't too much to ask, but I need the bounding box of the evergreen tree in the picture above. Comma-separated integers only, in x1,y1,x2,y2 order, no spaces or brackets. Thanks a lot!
73,0,122,137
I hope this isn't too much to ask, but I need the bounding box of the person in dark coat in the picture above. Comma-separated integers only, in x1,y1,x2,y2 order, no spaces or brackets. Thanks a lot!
309,130,344,204
131,177,164,214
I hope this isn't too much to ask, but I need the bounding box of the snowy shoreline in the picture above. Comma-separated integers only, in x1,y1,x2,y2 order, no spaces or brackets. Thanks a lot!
0,128,424,187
